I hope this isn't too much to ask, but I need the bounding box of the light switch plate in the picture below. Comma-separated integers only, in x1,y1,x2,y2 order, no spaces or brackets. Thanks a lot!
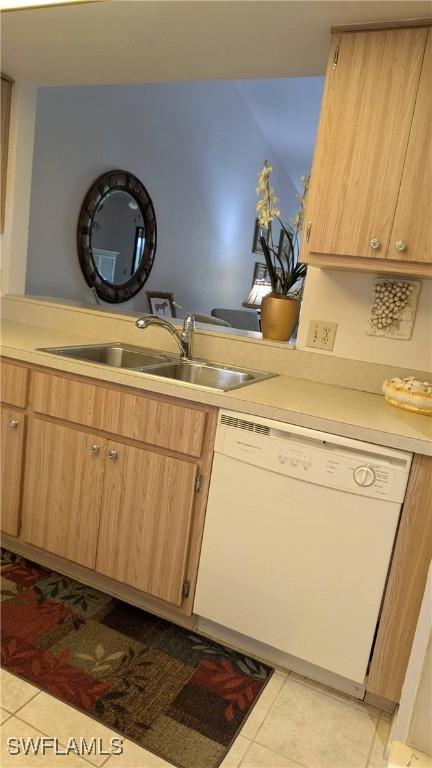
306,320,338,351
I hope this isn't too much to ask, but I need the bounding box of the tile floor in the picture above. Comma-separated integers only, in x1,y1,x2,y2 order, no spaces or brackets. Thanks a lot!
0,667,395,768
388,742,432,768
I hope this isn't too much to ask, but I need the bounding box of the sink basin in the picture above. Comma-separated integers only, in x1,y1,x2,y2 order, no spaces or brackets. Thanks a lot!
38,343,173,369
39,343,275,391
143,361,256,391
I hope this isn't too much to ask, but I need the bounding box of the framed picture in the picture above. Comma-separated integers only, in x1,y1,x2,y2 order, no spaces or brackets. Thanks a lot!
251,261,284,284
146,291,177,318
252,262,269,283
252,218,267,255
278,228,293,261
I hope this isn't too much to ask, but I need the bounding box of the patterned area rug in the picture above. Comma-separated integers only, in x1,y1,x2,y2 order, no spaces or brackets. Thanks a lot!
0,549,272,768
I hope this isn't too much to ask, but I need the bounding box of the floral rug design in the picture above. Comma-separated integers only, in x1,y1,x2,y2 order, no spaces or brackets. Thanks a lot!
0,549,272,768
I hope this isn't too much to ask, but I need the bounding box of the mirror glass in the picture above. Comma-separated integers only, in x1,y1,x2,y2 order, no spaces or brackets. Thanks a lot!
91,190,145,284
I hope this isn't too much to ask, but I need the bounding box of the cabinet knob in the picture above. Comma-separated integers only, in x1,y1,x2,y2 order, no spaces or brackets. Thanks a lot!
395,240,407,253
9,418,19,429
107,449,118,461
90,443,100,455
369,238,381,250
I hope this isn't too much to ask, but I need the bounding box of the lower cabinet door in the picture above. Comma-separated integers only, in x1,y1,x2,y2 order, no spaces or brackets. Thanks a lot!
21,419,107,568
1,406,26,536
96,441,198,606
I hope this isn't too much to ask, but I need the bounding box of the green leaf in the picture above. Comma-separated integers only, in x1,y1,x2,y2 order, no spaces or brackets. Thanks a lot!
93,664,111,672
105,651,125,662
95,644,104,660
260,236,278,292
237,661,252,675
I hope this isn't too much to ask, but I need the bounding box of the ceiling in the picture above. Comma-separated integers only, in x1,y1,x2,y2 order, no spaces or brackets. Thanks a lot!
2,0,432,86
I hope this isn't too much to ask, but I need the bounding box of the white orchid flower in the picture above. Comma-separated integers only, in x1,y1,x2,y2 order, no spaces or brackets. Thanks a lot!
256,161,281,227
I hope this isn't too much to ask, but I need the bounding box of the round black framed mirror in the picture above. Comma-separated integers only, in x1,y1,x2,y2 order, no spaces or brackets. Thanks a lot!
77,170,157,303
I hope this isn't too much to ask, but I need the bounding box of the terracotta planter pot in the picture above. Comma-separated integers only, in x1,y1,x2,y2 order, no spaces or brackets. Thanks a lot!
261,293,300,341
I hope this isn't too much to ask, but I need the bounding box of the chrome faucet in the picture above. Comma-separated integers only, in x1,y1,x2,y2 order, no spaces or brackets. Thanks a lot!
135,314,195,359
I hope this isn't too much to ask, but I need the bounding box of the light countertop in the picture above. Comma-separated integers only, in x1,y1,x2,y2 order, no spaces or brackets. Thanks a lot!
1,319,431,456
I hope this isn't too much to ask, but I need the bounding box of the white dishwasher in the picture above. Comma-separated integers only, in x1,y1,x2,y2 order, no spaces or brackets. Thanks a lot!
194,410,412,685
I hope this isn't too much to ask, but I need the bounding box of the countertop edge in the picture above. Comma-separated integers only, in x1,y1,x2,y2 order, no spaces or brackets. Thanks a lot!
2,343,431,457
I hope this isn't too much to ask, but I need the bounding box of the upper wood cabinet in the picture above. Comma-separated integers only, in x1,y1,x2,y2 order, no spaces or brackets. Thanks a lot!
301,25,432,276
389,31,432,264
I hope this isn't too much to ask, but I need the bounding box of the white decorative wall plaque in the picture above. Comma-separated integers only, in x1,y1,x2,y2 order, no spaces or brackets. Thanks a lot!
366,279,421,340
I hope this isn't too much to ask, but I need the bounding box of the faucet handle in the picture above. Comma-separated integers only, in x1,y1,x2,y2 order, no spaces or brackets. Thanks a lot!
183,314,196,332
181,314,195,359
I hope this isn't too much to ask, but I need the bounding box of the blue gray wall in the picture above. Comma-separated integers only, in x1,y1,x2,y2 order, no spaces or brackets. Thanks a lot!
26,80,317,314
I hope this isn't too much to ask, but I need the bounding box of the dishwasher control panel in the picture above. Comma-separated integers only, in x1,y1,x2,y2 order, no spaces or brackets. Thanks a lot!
216,411,412,503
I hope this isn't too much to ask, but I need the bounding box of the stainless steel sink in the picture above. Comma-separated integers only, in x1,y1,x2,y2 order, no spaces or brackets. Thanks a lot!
142,361,256,391
38,343,275,391
38,343,174,369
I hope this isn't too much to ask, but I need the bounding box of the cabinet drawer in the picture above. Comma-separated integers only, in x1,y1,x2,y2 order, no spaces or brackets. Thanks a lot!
30,370,207,457
1,360,29,407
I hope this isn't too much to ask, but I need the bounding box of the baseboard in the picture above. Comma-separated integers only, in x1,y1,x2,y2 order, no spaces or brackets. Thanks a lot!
364,691,397,714
197,617,367,700
387,741,432,767
1,535,198,631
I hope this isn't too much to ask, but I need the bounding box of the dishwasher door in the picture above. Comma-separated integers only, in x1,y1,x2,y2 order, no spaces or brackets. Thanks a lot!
194,414,412,684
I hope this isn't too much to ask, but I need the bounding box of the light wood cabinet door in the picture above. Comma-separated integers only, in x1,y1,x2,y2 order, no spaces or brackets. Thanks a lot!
1,406,26,536
306,28,428,260
21,419,107,568
389,31,432,264
96,441,197,606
